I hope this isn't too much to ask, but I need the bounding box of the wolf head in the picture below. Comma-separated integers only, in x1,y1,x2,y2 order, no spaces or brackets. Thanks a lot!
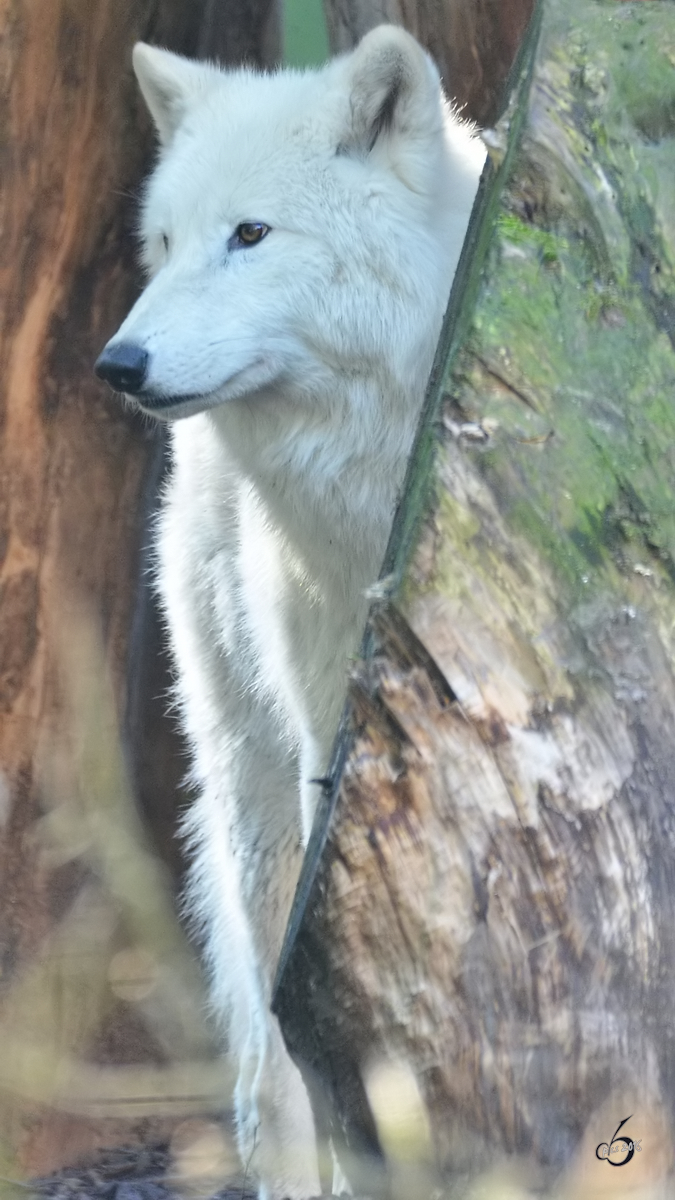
95,26,483,422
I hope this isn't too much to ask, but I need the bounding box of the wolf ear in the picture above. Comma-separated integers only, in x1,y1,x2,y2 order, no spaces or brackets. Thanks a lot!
340,25,442,156
133,44,218,146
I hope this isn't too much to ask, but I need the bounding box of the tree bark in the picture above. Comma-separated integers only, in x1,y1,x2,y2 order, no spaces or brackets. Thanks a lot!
0,0,278,1183
198,0,280,65
323,0,535,126
276,1,675,1194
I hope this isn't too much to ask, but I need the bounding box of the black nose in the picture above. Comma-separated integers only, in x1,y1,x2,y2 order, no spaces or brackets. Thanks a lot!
94,342,149,394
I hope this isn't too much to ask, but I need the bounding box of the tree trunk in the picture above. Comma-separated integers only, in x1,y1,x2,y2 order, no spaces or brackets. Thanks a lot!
0,0,278,1184
275,1,675,1194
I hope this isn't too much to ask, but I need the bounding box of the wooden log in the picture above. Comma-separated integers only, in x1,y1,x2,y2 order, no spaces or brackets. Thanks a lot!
275,1,675,1193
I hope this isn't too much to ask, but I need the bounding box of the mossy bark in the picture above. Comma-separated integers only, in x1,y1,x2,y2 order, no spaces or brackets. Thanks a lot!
275,1,675,1192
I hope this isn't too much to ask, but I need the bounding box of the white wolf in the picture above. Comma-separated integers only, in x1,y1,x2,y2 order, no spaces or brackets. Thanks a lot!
96,26,483,1199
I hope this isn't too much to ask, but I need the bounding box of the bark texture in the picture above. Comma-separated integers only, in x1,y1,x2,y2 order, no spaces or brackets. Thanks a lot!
276,1,675,1194
323,0,535,125
0,0,278,1183
198,0,280,65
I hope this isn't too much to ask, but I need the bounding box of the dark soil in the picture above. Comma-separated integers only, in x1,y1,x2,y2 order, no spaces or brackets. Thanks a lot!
30,1145,256,1200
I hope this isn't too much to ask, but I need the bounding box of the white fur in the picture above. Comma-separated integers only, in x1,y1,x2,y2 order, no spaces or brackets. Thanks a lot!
105,28,484,1199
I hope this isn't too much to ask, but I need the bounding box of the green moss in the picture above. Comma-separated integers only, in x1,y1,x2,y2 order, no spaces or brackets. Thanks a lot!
497,213,567,263
614,38,675,142
403,1,675,613
465,223,675,594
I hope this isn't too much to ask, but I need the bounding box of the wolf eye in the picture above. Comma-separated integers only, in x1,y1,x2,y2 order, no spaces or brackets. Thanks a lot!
231,222,270,249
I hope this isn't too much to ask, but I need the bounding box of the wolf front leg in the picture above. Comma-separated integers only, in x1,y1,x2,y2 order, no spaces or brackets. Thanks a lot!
235,1010,323,1200
183,718,321,1200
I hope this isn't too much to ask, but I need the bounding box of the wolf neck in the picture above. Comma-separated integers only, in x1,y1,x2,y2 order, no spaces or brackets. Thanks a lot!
210,374,416,586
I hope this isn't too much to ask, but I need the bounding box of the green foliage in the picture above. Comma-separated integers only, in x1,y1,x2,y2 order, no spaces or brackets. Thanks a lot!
283,0,329,67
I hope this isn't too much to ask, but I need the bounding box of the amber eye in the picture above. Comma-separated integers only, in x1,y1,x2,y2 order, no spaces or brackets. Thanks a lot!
232,222,270,248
